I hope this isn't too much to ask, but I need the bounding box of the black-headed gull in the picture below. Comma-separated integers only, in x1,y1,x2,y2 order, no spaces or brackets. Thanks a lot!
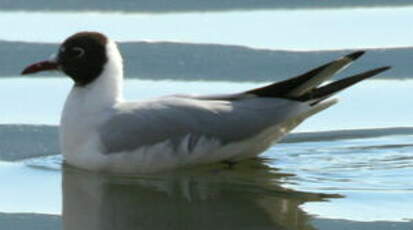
22,32,390,173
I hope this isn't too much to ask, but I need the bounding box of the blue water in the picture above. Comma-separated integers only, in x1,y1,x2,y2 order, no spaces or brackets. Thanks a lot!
2,7,413,50
2,128,413,223
275,135,413,221
1,5,413,230
1,78,412,131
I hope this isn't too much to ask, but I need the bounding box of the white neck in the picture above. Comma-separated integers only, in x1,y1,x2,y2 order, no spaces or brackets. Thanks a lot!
60,39,124,157
68,39,124,110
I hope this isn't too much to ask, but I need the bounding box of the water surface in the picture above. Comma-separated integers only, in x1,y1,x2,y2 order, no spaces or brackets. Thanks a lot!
2,7,413,50
1,78,411,131
2,133,413,229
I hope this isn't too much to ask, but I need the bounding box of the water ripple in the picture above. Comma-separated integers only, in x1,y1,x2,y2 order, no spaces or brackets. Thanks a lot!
268,135,413,193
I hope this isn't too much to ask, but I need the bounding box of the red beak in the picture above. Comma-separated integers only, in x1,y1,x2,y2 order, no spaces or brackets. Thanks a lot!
21,60,59,75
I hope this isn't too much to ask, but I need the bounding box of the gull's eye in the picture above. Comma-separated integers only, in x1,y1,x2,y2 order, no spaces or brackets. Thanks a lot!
70,47,85,58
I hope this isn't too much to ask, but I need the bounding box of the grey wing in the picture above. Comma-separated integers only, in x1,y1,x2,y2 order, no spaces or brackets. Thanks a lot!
98,50,391,155
98,97,311,154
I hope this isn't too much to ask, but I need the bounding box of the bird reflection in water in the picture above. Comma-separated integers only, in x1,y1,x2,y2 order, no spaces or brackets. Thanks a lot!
62,159,339,230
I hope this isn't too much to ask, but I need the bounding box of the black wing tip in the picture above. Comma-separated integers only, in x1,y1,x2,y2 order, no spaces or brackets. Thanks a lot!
346,50,366,61
377,66,392,72
364,65,392,77
299,65,391,103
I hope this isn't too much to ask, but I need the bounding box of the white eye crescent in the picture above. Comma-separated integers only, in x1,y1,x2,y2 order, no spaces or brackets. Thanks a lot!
72,47,85,58
48,52,58,61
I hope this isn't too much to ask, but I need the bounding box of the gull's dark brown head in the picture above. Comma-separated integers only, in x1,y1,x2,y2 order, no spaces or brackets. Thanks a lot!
22,31,109,87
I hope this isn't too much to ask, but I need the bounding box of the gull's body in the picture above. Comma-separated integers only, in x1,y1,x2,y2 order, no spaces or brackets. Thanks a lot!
22,32,390,173
60,41,319,173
